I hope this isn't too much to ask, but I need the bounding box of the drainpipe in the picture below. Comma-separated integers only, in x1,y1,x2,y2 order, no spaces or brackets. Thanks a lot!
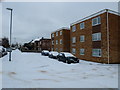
106,9,110,64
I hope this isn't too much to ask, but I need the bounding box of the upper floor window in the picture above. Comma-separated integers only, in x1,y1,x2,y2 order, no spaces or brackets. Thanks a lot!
92,33,101,41
72,25,76,32
60,39,62,44
60,31,62,35
92,49,101,57
56,32,58,36
56,40,58,44
80,49,85,55
52,41,54,45
80,35,85,42
72,48,76,54
92,16,101,26
52,34,54,37
80,22,85,29
72,37,76,43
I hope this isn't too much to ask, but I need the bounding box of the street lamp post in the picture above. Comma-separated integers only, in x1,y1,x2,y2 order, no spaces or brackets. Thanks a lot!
6,8,13,61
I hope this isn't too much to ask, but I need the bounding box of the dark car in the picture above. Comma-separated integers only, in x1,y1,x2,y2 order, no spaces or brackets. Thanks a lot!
57,52,79,64
0,46,7,58
49,51,59,59
41,50,49,56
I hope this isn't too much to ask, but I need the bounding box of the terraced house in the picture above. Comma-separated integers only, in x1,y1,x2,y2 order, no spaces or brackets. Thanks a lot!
70,9,120,64
51,27,70,52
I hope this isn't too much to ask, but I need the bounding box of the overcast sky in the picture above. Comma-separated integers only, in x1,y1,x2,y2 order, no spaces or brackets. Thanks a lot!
2,2,118,44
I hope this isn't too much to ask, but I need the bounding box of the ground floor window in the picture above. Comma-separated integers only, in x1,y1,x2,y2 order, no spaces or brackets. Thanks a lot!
60,48,62,52
52,48,54,51
80,49,85,55
56,48,58,51
92,49,101,57
72,48,76,54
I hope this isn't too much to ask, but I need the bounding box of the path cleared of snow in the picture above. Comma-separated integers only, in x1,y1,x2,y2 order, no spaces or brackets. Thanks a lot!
0,50,118,88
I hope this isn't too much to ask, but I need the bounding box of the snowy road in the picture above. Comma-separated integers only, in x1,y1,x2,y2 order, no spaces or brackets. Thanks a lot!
0,50,118,88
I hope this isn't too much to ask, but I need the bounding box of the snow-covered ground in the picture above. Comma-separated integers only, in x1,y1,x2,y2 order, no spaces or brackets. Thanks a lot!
0,50,118,88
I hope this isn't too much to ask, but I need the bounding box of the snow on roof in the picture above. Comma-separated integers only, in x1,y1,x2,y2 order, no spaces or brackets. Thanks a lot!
49,51,59,56
51,27,70,33
61,52,75,57
32,38,41,43
42,50,49,53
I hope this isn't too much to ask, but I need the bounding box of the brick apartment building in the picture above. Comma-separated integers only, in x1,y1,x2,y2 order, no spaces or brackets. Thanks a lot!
39,37,51,51
70,9,120,64
32,37,51,52
51,27,70,52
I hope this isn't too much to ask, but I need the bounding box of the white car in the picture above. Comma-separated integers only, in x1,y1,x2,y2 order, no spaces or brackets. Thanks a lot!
41,50,49,56
49,51,59,59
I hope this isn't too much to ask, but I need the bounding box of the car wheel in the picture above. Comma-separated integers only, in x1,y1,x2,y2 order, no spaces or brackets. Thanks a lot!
66,60,71,64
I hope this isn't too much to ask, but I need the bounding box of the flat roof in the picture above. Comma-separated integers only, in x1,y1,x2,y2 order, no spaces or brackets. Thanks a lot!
70,9,120,26
51,27,70,34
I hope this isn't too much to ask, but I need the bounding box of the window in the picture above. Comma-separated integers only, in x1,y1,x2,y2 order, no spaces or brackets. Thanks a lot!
60,39,62,44
56,32,58,36
72,25,76,32
80,22,85,29
60,31,62,35
92,16,101,26
52,41,54,45
80,49,85,55
56,48,58,51
92,33,101,41
56,40,58,44
52,48,54,51
80,35,85,42
52,34,54,37
72,48,76,54
60,48,62,52
72,37,76,43
92,49,101,57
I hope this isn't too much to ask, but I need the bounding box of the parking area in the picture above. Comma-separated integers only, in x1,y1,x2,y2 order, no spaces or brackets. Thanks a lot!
1,50,118,88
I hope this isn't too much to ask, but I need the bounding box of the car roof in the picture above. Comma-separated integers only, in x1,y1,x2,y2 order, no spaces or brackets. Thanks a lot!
60,52,75,57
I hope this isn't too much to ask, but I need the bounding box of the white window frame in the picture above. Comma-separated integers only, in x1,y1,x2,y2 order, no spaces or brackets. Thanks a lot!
72,37,76,43
92,33,101,41
72,48,76,54
80,49,85,55
92,49,102,57
56,32,58,36
56,40,58,44
72,25,76,32
92,16,101,26
60,31,62,35
80,35,85,42
52,40,54,45
52,34,54,37
80,22,85,29
60,39,62,44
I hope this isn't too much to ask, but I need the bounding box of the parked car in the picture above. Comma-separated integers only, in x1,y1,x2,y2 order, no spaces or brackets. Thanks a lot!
57,52,79,64
41,50,49,56
49,51,59,59
0,46,7,58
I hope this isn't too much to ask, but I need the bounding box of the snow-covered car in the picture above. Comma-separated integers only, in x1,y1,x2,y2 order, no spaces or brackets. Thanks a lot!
57,52,79,64
0,46,7,58
48,51,59,59
41,50,49,56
